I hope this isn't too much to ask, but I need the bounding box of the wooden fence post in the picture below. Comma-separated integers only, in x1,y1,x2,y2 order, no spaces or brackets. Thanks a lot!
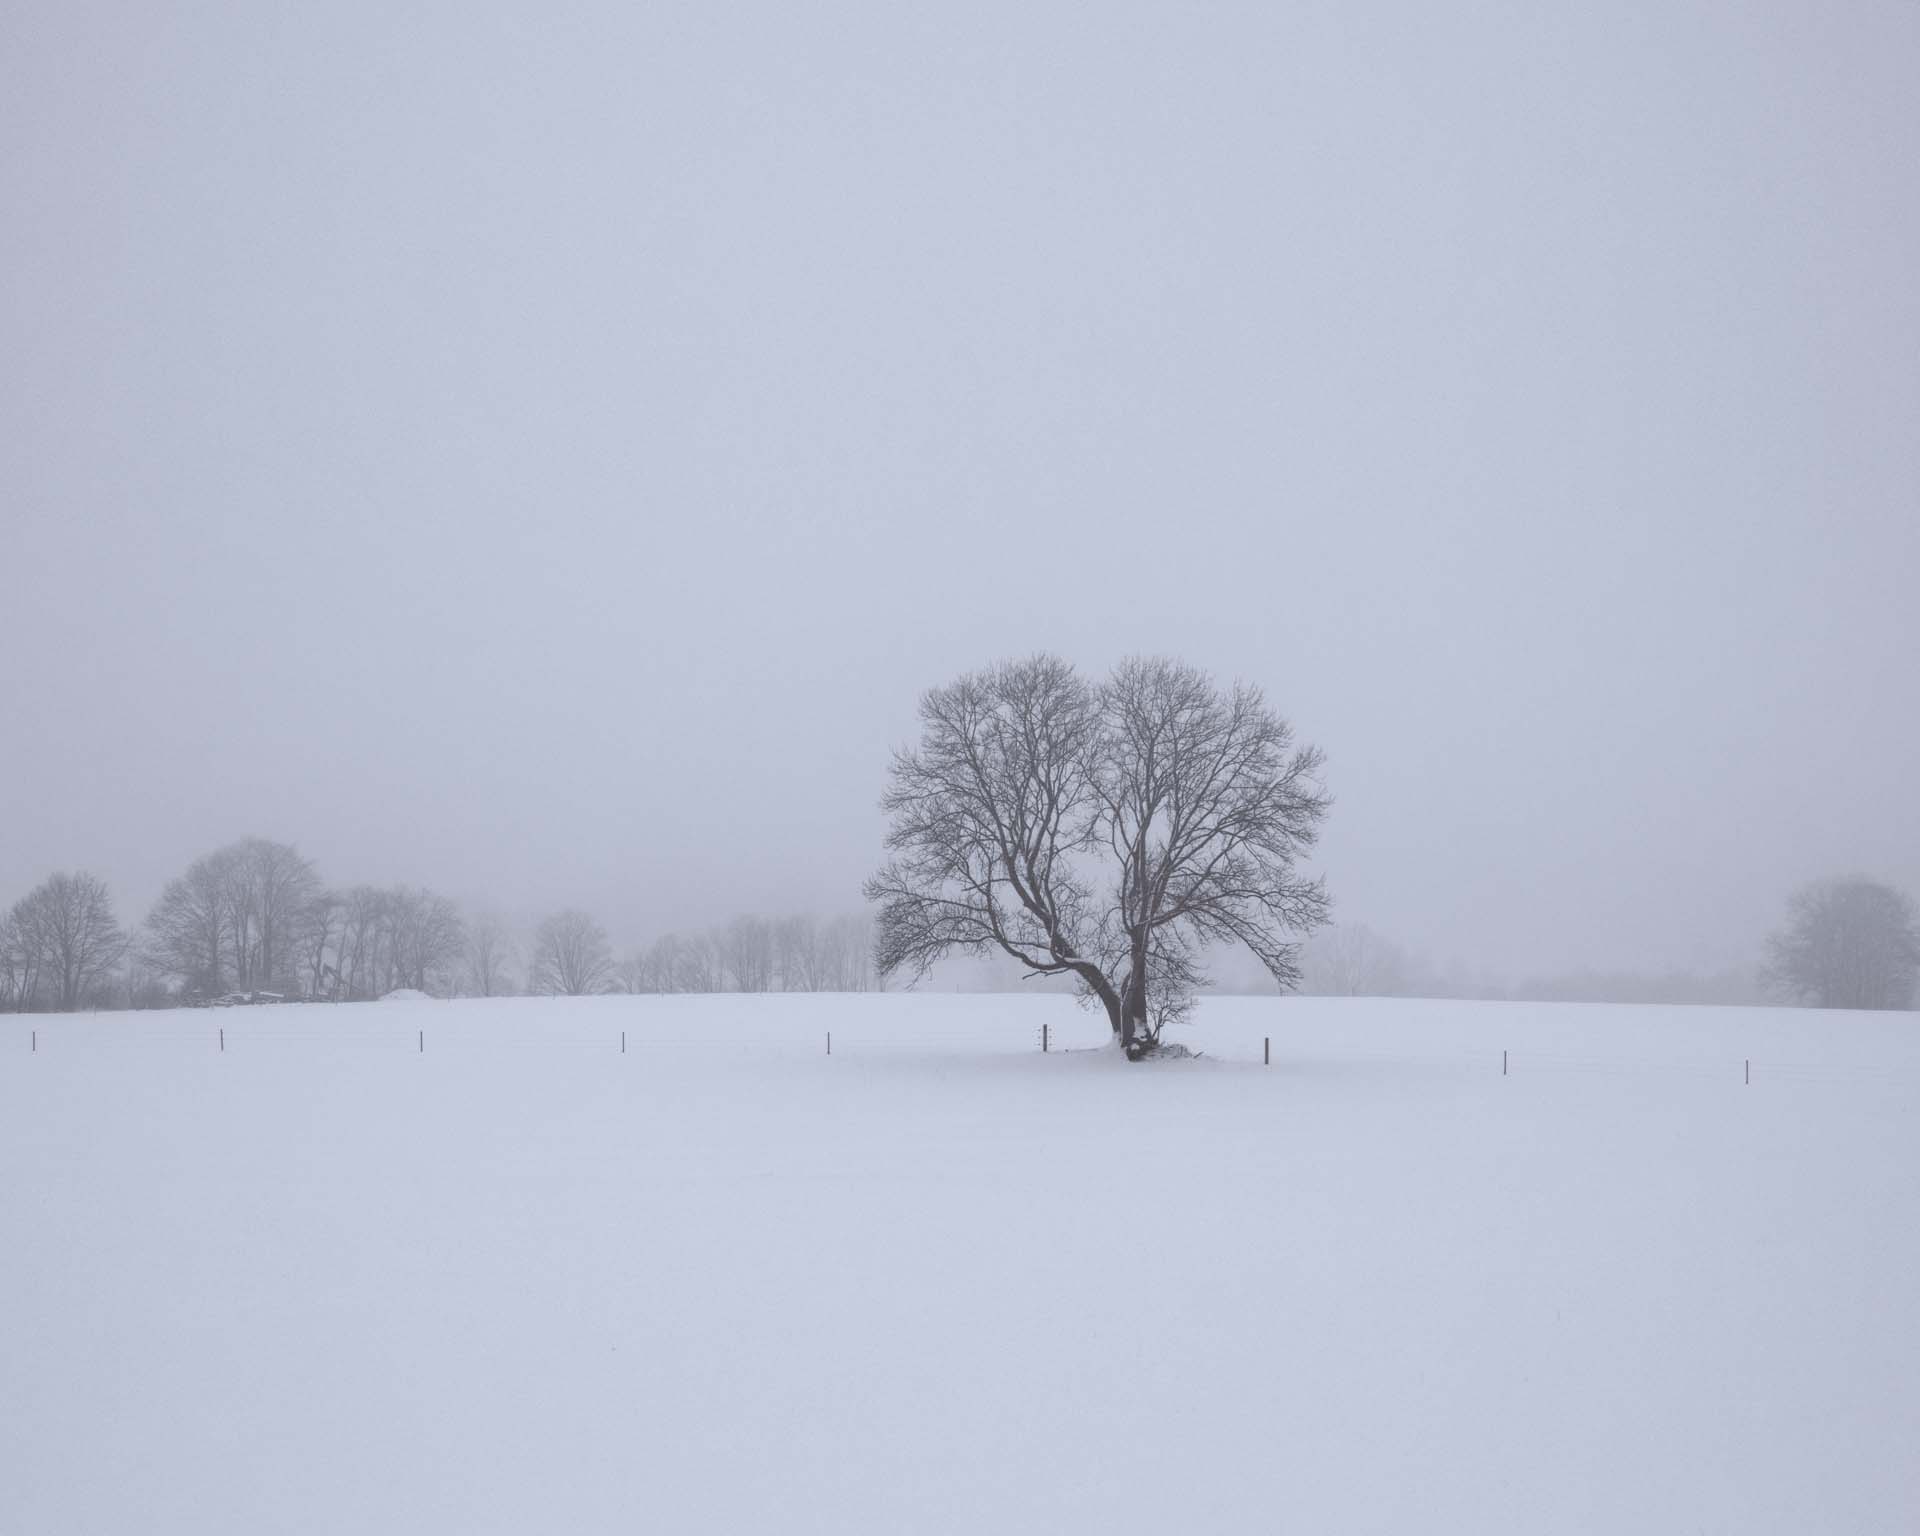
1264,1036,1270,1066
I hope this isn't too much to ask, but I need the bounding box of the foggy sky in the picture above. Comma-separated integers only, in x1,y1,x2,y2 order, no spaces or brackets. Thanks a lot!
4,2,1916,980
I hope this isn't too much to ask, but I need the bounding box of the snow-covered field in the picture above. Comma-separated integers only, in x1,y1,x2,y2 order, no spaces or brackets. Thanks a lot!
5,993,1917,1534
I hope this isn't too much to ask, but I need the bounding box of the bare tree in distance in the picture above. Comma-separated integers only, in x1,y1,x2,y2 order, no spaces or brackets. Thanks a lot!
145,847,237,997
1765,877,1920,1011
386,886,466,994
296,891,345,999
529,909,613,996
144,837,319,997
719,914,776,993
775,914,821,991
868,654,1330,1058
611,947,649,995
8,871,127,1011
465,911,516,997
820,912,880,992
676,930,722,993
640,932,687,993
1,907,37,1011
117,952,172,1010
235,837,320,991
333,886,391,998
282,882,465,1001
1300,922,1414,997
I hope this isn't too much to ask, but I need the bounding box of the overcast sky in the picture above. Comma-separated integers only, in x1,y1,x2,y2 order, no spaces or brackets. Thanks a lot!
4,2,1916,979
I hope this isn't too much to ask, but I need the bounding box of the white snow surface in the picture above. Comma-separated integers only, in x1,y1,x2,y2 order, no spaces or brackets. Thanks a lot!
5,993,1917,1534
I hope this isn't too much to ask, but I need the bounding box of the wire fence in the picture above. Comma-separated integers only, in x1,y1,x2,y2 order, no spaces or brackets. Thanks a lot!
11,1016,1920,1091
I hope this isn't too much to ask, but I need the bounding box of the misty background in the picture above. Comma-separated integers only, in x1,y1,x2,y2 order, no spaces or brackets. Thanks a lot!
4,2,1915,989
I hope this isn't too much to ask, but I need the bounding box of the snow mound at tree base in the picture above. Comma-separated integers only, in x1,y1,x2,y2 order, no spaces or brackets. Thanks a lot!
1137,1040,1201,1061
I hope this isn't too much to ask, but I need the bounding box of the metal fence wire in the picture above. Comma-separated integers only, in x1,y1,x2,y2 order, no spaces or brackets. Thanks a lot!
12,1017,1920,1091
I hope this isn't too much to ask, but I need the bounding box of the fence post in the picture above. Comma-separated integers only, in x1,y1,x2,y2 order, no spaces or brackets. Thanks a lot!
1042,1022,1049,1054
1503,1049,1508,1077
220,1027,225,1054
1745,1058,1749,1086
1264,1036,1270,1066
827,1030,832,1057
418,1029,423,1054
622,1030,626,1055
31,1029,36,1053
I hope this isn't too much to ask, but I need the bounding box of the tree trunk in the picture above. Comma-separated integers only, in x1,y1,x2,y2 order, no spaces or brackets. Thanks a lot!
1119,928,1150,1059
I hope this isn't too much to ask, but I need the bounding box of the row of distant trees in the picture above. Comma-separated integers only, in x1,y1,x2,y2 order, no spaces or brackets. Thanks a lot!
612,913,880,997
5,840,1910,1014
138,839,466,1003
506,909,882,999
1272,878,1919,1013
1282,923,1766,1006
1,836,878,1012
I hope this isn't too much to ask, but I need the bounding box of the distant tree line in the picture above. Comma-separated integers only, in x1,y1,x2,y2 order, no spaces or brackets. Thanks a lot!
5,839,1907,1014
611,913,879,997
2,836,878,1012
1286,922,1767,1008
1218,888,1917,1013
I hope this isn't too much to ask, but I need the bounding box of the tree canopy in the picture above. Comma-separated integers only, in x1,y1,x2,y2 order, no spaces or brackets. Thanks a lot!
1766,877,1919,1011
867,654,1330,1057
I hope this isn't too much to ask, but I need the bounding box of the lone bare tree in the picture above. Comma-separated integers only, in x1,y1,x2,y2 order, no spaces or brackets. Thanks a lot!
1766,877,1919,1011
867,654,1330,1057
529,909,613,996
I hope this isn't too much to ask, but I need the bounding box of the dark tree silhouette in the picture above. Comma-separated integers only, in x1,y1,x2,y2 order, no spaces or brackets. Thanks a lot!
529,909,613,996
1766,877,1919,1011
867,654,1330,1058
8,871,126,1011
144,837,320,996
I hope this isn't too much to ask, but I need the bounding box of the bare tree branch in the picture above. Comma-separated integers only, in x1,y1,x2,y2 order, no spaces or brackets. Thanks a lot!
869,654,1331,1058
